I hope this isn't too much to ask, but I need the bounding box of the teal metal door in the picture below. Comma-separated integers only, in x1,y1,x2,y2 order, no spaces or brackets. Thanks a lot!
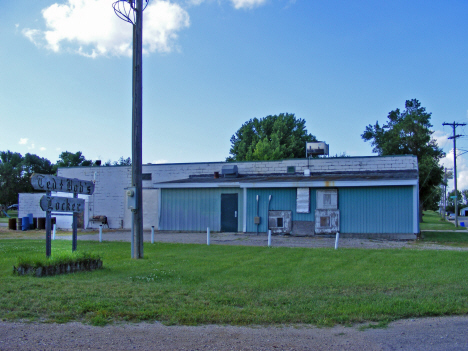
221,194,238,232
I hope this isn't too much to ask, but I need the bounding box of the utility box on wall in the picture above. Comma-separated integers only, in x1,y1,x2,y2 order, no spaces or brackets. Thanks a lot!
268,210,292,234
315,189,339,234
315,209,340,234
316,189,338,209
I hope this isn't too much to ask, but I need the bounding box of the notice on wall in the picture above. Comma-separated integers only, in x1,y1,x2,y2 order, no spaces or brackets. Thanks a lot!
296,188,310,213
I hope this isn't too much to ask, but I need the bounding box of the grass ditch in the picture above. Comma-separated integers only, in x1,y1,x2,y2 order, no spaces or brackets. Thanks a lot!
420,211,457,231
1,239,468,327
420,231,468,245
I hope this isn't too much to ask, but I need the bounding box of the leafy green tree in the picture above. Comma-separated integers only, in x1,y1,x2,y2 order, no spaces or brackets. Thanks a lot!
446,189,462,214
362,99,445,220
114,156,131,166
462,189,468,207
0,151,55,206
103,156,132,167
23,153,55,175
227,113,317,161
56,151,93,168
0,151,26,206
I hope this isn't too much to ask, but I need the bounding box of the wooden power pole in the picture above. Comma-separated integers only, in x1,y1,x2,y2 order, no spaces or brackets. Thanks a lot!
114,0,147,258
443,122,466,227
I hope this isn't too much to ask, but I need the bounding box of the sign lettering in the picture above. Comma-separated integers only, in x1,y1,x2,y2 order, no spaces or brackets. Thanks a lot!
39,195,85,213
31,174,94,195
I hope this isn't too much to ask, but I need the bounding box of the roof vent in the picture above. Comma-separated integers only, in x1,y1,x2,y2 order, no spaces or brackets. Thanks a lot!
221,165,238,178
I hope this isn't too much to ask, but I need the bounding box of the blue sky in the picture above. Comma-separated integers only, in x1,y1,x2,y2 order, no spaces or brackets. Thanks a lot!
1,0,468,188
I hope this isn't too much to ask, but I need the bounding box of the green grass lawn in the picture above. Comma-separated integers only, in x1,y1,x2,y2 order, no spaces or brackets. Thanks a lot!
420,210,458,231
0,210,17,224
1,239,468,327
421,231,468,245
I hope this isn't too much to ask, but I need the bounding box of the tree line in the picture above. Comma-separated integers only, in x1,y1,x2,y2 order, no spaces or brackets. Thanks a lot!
0,151,130,206
227,101,445,219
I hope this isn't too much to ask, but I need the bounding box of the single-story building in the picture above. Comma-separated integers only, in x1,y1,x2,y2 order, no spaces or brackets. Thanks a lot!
19,155,419,239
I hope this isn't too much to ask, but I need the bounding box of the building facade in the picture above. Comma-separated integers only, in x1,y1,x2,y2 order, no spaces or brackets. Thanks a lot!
19,155,419,238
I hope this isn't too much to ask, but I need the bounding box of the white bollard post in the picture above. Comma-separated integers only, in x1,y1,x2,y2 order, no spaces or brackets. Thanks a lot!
52,224,56,240
335,232,340,250
99,225,102,243
207,227,210,245
268,230,271,247
151,226,155,244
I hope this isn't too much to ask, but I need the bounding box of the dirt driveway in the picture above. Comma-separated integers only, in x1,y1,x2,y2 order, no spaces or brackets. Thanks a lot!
54,229,468,251
1,316,468,350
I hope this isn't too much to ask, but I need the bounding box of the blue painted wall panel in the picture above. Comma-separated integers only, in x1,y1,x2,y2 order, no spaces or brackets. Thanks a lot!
160,188,242,231
339,186,413,233
246,188,315,232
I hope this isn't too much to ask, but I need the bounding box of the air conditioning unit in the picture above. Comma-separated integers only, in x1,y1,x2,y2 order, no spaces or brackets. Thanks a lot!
221,165,238,178
306,142,329,157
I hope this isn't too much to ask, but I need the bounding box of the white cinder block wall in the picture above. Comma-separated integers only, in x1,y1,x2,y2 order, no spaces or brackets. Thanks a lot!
18,193,89,230
18,193,45,219
20,155,417,230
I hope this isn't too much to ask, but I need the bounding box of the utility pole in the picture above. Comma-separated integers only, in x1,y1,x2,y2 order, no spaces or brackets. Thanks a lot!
443,122,466,227
443,167,453,219
114,0,147,258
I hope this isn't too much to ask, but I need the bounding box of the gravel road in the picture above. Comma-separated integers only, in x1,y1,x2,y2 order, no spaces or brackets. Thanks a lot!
1,316,468,350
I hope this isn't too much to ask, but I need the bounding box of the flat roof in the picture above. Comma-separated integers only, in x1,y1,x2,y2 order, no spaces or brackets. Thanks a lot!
155,170,419,189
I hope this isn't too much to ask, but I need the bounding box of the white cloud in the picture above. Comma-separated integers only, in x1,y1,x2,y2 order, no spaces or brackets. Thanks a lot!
230,0,267,9
40,147,47,151
23,0,190,58
439,148,468,191
19,138,28,145
186,0,207,6
153,159,168,164
185,0,269,8
28,143,36,150
433,130,450,150
144,1,191,53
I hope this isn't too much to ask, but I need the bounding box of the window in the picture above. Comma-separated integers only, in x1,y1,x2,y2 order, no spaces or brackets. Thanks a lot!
276,217,284,228
142,173,152,181
287,166,295,174
320,216,330,227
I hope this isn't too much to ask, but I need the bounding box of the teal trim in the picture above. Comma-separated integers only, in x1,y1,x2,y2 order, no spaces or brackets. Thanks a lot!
339,186,413,234
246,188,315,232
160,188,242,231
